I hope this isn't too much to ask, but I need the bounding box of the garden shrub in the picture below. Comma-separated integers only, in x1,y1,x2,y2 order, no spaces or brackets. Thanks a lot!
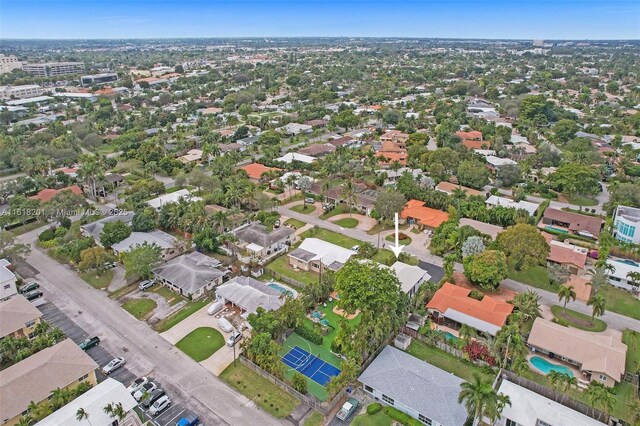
294,326,323,346
383,406,422,426
291,372,307,393
54,227,67,238
38,228,56,242
367,403,382,415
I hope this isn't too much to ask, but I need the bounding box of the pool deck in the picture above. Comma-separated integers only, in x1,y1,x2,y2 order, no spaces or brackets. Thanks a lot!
431,323,460,338
526,352,590,388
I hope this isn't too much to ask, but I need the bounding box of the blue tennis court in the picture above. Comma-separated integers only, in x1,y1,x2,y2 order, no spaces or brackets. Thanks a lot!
281,345,341,386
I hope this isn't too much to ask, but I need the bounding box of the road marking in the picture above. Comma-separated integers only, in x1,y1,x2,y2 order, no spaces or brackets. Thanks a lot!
165,408,185,425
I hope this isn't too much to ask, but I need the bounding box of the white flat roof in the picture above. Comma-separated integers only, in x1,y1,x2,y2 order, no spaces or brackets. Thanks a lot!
485,195,540,216
147,189,202,209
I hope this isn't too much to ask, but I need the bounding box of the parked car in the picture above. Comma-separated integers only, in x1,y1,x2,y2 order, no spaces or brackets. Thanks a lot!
138,280,155,291
226,330,243,347
134,381,157,401
141,389,165,409
19,281,40,293
78,336,100,350
218,317,234,333
102,357,125,375
103,262,117,269
149,395,171,416
207,300,223,316
176,414,200,426
24,290,43,301
305,197,315,204
336,398,359,421
126,377,148,395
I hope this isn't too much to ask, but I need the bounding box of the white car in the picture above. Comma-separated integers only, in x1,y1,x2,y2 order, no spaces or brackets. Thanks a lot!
126,377,148,394
133,381,157,401
149,395,171,416
101,357,125,375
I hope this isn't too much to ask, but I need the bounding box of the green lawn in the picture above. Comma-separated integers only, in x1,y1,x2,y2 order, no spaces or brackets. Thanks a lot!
220,362,299,418
320,203,352,219
550,305,607,332
299,228,361,249
280,332,344,401
6,220,45,236
291,204,317,214
623,330,640,373
176,327,225,362
153,298,210,332
385,234,412,245
508,265,558,292
266,255,319,286
565,194,598,207
303,411,325,426
284,218,306,229
150,284,183,306
334,218,359,228
601,285,640,320
80,270,114,290
406,339,493,383
352,410,394,426
372,249,396,265
302,299,361,353
121,298,157,320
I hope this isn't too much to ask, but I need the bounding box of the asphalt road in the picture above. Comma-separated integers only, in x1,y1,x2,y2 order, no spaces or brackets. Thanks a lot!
18,226,286,426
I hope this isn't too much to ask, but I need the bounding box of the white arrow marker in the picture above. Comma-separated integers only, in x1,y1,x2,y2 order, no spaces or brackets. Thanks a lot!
390,212,404,258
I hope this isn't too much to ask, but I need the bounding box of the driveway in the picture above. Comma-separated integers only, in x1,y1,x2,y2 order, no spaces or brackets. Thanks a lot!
328,213,376,231
160,304,241,376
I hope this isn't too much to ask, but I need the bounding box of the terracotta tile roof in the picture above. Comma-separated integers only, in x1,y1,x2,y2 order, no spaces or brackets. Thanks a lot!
379,140,405,153
462,139,491,150
427,282,514,328
548,241,588,270
543,208,603,237
30,185,83,203
528,318,627,382
456,130,483,140
400,200,449,228
240,163,281,180
375,151,408,166
435,182,483,197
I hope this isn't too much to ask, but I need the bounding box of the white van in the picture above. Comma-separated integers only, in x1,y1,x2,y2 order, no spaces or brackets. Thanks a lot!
207,300,224,316
218,317,234,333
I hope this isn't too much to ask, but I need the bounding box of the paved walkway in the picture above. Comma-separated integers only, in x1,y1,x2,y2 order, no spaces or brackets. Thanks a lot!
328,213,376,231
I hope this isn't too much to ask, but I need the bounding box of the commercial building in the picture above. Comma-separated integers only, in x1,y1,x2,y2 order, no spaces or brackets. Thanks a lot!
0,54,22,74
22,61,85,77
613,205,640,244
0,84,43,100
80,72,118,86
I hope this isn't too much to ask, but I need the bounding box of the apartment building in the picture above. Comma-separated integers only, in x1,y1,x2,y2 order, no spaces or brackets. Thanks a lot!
0,54,22,74
0,84,43,100
0,295,43,341
613,205,640,244
22,61,85,77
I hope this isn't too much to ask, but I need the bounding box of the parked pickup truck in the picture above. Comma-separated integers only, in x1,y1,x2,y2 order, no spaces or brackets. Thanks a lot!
336,398,359,421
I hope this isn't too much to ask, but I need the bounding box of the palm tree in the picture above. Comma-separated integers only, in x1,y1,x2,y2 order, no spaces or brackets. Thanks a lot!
77,154,105,200
341,181,358,218
627,271,640,291
560,375,578,404
587,292,606,324
458,373,511,424
76,407,92,425
510,290,542,325
458,324,476,345
16,416,32,426
585,381,615,421
493,323,528,367
103,403,115,420
557,285,576,313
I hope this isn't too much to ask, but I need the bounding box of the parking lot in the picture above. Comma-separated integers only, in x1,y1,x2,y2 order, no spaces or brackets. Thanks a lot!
38,301,197,426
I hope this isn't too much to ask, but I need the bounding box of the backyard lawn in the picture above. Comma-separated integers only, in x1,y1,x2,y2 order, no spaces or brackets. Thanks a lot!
406,339,493,383
334,218,359,228
301,299,361,353
284,218,306,229
299,228,361,249
601,285,640,320
176,327,225,361
550,305,607,332
508,265,557,292
80,270,114,290
122,298,157,320
153,298,210,332
623,329,640,373
150,284,183,306
291,204,316,214
266,255,319,286
220,362,299,418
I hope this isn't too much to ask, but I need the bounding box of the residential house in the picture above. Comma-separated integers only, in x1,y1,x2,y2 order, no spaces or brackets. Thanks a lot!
283,123,313,135
400,200,449,230
146,189,202,212
232,223,295,265
527,318,627,387
0,295,43,340
327,136,353,147
455,130,483,141
542,208,603,239
275,152,316,164
606,259,640,291
177,148,203,164
495,379,604,426
358,345,468,426
29,185,83,203
462,139,491,150
485,195,540,217
375,141,408,167
111,229,181,260
426,282,514,336
0,339,98,426
288,238,356,273
459,218,504,240
80,212,135,241
485,155,518,173
0,259,18,301
380,130,409,147
311,182,379,216
215,276,287,316
543,232,589,274
390,261,430,298
152,251,228,299
298,143,336,158
435,182,483,197
613,205,640,244
240,163,281,183
304,119,327,128
34,378,139,426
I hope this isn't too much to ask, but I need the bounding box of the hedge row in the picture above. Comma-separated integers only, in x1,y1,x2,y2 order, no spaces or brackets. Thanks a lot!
294,326,323,346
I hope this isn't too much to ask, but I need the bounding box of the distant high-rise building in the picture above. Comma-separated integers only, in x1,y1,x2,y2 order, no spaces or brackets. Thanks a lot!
532,39,544,47
0,54,22,74
22,61,85,77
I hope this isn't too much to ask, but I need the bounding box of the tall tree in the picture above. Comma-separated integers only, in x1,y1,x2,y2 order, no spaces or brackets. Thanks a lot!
557,285,577,313
496,224,549,271
458,373,511,424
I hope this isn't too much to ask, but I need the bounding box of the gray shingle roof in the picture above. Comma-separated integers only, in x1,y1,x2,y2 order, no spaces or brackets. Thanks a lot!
235,223,294,248
80,212,135,241
358,346,468,426
215,276,285,314
152,252,226,294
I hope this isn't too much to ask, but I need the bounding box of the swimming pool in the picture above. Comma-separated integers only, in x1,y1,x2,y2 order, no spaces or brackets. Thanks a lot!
529,356,574,377
444,332,459,341
545,226,569,234
267,282,298,298
616,259,640,267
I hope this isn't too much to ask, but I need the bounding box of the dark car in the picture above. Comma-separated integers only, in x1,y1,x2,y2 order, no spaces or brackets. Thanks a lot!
79,336,100,350
140,389,166,409
24,290,43,301
20,282,40,294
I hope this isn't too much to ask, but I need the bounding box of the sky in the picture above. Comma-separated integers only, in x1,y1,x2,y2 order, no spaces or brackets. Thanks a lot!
1,0,638,40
